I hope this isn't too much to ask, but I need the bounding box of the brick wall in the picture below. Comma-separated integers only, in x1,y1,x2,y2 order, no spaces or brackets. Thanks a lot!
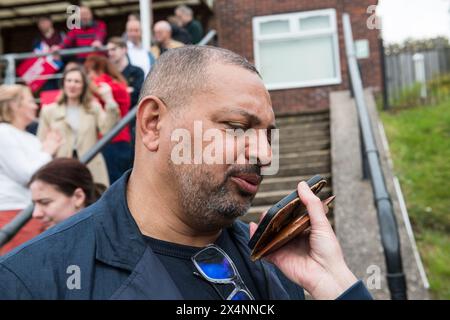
214,0,382,115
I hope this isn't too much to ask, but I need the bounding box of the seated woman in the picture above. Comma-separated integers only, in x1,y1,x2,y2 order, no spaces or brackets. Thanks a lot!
29,158,105,231
37,66,120,187
0,84,62,255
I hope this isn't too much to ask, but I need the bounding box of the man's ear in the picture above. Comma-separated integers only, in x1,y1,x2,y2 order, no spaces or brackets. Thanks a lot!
137,96,167,152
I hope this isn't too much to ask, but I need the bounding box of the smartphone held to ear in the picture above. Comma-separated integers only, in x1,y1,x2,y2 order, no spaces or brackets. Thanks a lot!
248,175,335,261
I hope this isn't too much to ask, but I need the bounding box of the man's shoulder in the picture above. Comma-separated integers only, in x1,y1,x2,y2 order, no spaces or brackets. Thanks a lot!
0,201,102,274
94,20,106,28
0,200,108,298
189,19,203,29
169,40,185,49
126,64,145,76
0,207,96,264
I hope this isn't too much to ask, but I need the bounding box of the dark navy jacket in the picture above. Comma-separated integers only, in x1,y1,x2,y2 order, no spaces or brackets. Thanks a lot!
0,171,372,300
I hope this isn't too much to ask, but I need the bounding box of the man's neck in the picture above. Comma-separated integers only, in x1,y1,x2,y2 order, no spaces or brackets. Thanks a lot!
42,28,55,39
127,168,222,247
161,38,171,48
130,39,142,48
115,56,129,72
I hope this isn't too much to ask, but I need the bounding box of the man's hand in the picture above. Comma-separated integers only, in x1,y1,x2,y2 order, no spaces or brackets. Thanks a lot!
249,181,358,299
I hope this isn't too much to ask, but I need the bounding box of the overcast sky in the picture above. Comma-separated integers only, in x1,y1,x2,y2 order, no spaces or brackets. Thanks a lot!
377,0,450,44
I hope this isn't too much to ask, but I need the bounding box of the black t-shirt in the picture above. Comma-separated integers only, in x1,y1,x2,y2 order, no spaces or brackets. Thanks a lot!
143,229,262,300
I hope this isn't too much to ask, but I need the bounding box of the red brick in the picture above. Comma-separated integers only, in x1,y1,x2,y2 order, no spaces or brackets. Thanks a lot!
214,0,382,115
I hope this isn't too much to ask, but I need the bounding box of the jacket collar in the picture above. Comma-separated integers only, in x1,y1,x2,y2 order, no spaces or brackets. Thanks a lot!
93,170,147,271
52,104,66,121
93,170,292,299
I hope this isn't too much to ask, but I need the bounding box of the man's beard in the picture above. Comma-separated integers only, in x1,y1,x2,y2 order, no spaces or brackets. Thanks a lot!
169,160,261,232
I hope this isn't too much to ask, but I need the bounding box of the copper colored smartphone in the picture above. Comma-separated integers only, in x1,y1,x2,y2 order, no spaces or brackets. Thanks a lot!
248,175,335,261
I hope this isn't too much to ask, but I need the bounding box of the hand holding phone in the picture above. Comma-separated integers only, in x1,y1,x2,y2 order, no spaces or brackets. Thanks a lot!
248,175,335,261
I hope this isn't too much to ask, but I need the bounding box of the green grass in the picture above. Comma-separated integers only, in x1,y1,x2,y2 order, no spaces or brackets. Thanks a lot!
380,100,450,299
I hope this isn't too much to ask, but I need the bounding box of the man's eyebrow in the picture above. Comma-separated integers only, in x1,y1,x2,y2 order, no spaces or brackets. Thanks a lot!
218,108,277,129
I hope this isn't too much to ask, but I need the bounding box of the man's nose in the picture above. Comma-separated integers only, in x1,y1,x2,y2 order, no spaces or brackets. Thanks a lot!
246,129,272,167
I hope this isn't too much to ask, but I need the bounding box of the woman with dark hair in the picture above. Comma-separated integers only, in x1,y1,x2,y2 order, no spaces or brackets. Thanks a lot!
29,158,105,231
37,66,120,187
84,55,132,183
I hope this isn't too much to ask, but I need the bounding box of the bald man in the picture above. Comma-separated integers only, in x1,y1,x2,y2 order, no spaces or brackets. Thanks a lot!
126,19,155,76
151,20,184,59
0,46,372,300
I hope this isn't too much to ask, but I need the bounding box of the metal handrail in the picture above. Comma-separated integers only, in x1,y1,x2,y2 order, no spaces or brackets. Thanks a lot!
0,46,108,61
0,46,108,85
197,29,217,46
0,30,217,250
1,30,217,84
342,13,407,300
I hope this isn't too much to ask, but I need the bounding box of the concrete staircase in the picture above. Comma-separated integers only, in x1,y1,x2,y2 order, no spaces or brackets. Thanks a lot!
242,110,333,223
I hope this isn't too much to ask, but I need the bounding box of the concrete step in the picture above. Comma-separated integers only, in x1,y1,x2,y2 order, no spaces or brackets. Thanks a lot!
275,112,329,126
279,130,330,142
259,172,332,192
278,124,330,135
277,121,330,131
274,161,331,177
242,207,336,225
279,149,330,161
253,187,332,207
278,139,330,154
243,189,334,223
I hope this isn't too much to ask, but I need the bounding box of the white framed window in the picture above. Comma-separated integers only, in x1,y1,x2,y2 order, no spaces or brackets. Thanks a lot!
252,9,342,90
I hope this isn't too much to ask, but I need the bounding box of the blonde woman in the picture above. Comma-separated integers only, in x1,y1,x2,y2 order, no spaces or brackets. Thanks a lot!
0,84,62,253
37,66,120,187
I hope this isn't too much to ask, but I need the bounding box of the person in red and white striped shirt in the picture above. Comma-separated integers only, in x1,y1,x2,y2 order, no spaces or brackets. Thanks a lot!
54,6,107,62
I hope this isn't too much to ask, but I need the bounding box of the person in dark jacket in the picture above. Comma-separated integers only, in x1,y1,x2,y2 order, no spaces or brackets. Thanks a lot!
0,46,372,300
167,15,193,45
175,5,204,44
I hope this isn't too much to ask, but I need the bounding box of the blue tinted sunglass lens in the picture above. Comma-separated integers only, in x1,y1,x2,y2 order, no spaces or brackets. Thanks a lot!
230,290,252,300
195,248,235,280
197,258,234,279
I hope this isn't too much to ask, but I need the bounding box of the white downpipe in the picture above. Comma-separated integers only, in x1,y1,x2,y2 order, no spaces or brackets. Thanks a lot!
140,0,152,50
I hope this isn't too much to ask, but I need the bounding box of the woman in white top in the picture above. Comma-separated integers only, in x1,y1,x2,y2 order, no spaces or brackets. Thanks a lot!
0,84,61,253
